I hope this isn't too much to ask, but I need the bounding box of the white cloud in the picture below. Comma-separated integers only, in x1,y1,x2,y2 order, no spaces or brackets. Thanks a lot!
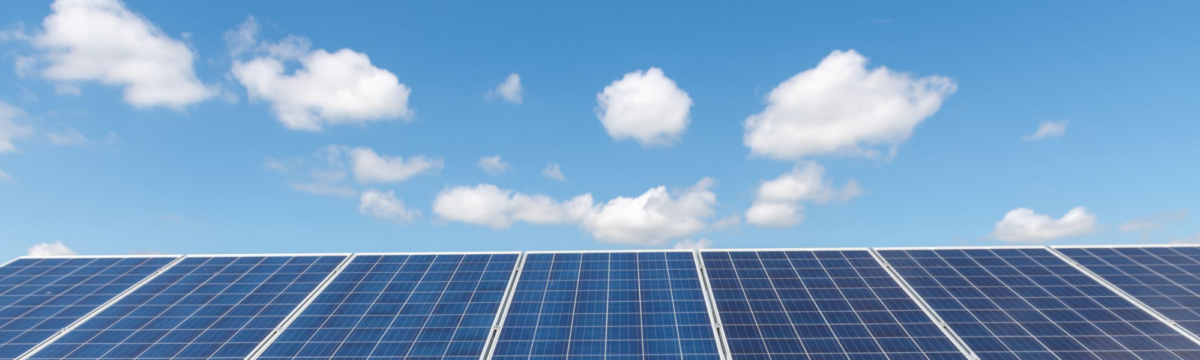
478,155,509,175
581,178,716,246
991,206,1099,243
710,215,741,230
0,168,12,182
359,189,420,224
743,50,956,160
485,73,522,104
0,102,33,153
14,56,37,78
595,67,693,146
230,17,412,131
674,238,713,250
265,146,355,198
432,184,594,229
542,163,565,181
47,126,88,146
348,147,442,184
1120,210,1187,241
30,0,213,108
746,162,861,228
433,178,718,245
223,16,259,57
28,240,75,256
1023,120,1068,141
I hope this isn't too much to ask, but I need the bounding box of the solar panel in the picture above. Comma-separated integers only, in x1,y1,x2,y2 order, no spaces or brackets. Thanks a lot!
489,251,722,360
701,249,967,360
254,253,519,360
1056,246,1200,338
877,247,1200,360
27,255,347,360
0,256,178,358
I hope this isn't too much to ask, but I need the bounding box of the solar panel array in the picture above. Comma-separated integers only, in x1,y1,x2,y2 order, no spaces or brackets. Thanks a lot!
702,250,966,360
1058,246,1200,337
490,251,721,360
4,247,1200,360
28,255,346,360
257,253,518,360
878,248,1200,360
0,257,176,358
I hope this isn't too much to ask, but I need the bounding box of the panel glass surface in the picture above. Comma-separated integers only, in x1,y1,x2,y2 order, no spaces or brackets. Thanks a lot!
257,253,518,360
0,257,176,358
702,250,966,360
491,251,721,360
1058,246,1200,337
878,248,1200,360
29,255,346,360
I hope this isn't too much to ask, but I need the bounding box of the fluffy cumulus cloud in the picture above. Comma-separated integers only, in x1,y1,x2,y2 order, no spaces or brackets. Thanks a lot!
542,163,565,181
229,17,412,131
359,189,420,224
485,73,522,103
744,50,956,160
478,155,509,175
991,207,1099,243
348,147,443,184
433,178,718,246
674,238,713,250
1023,120,1068,141
28,240,75,256
596,68,693,146
0,102,33,153
432,184,594,229
746,162,861,228
30,0,213,108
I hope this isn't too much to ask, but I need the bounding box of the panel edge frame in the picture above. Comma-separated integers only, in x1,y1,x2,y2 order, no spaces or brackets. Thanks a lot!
483,252,527,360
693,249,732,360
868,248,979,360
244,253,357,360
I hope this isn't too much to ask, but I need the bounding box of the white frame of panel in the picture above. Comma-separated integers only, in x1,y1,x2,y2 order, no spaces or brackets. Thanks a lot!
244,253,357,360
15,255,187,360
692,250,731,360
484,249,723,360
1053,244,1200,249
866,249,978,360
1044,246,1200,346
699,247,979,360
482,252,526,360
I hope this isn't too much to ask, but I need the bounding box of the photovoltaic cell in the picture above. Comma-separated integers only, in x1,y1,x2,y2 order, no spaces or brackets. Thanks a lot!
257,253,518,360
1058,246,1200,337
702,250,966,360
28,255,346,360
0,257,176,358
878,248,1200,360
490,251,721,360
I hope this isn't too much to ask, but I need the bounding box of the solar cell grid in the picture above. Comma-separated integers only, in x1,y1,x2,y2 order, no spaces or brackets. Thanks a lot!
28,255,346,360
489,251,721,360
0,256,176,359
702,250,967,360
1057,246,1200,338
878,247,1200,360
256,253,519,360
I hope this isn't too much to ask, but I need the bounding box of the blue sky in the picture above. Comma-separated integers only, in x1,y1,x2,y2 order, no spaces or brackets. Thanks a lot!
1,0,1199,260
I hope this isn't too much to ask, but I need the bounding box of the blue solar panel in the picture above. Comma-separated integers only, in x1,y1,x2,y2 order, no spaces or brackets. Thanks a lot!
0,256,177,358
28,255,346,360
490,251,721,360
1057,246,1200,337
702,250,967,360
878,248,1200,360
256,253,519,360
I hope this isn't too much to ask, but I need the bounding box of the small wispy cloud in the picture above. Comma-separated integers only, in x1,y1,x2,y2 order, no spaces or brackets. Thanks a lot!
1023,120,1068,141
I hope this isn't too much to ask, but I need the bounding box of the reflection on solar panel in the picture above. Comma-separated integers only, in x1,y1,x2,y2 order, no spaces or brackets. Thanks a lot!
701,250,967,360
256,253,519,360
1057,246,1200,337
28,255,347,360
0,257,177,358
490,251,721,360
878,248,1200,360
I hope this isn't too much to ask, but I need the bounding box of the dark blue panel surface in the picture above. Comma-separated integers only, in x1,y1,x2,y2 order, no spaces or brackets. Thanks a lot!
1059,246,1200,337
703,250,966,360
29,255,346,360
879,248,1200,360
0,256,176,358
491,251,721,360
257,253,518,360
